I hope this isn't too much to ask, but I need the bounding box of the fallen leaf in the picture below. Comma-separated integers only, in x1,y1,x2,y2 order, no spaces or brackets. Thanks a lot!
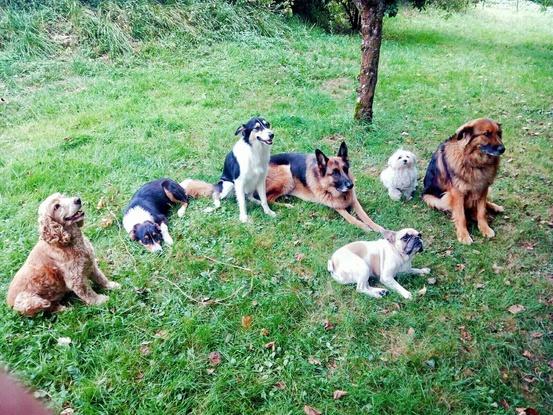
492,263,504,274
96,197,106,209
135,372,144,380
260,328,269,336
459,326,472,343
508,304,526,314
308,356,321,365
530,331,543,339
241,315,253,329
264,341,276,351
60,409,75,415
516,408,539,415
274,381,286,390
548,360,553,369
99,215,114,228
333,390,348,400
407,327,415,337
57,337,72,346
206,368,215,375
475,283,485,289
154,330,168,339
455,263,465,272
521,241,536,251
323,319,335,330
522,350,534,360
427,277,436,285
208,351,221,366
425,359,436,369
140,343,151,356
499,399,509,410
417,286,427,296
295,253,305,261
304,405,321,415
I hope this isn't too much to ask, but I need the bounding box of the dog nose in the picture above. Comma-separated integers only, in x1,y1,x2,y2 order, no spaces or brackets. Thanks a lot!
346,181,354,189
74,198,81,205
268,132,274,140
403,159,407,164
497,145,505,154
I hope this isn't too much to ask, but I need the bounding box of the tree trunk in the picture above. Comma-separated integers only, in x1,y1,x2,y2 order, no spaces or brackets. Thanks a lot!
353,0,386,122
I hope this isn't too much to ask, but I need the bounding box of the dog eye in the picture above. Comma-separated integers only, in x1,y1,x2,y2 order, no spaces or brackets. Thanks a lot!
484,131,492,137
53,204,60,210
398,156,402,160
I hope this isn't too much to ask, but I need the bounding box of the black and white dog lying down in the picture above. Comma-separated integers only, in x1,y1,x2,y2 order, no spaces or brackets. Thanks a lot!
123,179,188,252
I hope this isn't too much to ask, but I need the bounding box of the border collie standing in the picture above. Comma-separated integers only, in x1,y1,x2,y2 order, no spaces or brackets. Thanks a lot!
123,179,188,252
181,117,276,223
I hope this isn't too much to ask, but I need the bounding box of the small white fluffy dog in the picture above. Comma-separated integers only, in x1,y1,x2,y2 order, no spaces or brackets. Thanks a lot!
380,149,418,201
327,228,430,300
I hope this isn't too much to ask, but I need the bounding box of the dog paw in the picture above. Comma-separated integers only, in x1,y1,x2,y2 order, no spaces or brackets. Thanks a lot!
239,214,250,223
90,294,109,305
402,291,413,300
265,209,276,218
164,235,174,245
480,226,495,238
457,233,473,245
106,281,121,290
420,268,431,274
203,206,217,213
177,206,187,217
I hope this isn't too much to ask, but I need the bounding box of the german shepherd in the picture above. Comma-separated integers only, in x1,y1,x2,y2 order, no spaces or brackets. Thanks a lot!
264,142,384,233
422,118,505,244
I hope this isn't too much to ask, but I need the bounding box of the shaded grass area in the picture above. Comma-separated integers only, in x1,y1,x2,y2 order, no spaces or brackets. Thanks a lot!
1,3,552,414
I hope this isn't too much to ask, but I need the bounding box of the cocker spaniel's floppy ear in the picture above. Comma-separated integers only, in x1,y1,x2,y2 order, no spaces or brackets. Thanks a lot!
39,213,71,246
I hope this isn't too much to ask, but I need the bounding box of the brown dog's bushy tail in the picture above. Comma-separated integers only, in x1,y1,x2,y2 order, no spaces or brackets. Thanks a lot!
180,179,214,198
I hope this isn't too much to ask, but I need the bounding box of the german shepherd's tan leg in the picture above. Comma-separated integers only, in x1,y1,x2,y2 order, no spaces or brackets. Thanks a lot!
476,193,495,238
351,198,384,233
450,190,472,244
336,209,378,233
486,201,504,213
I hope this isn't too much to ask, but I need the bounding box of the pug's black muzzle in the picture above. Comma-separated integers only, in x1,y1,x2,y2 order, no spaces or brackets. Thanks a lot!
404,237,423,255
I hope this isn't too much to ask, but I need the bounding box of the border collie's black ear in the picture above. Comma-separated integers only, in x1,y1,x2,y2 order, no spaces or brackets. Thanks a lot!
235,125,246,136
337,141,348,162
382,229,396,244
315,149,329,172
130,224,138,241
455,124,474,141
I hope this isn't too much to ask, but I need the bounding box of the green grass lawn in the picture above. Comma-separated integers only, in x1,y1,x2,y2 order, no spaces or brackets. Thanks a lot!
1,2,552,414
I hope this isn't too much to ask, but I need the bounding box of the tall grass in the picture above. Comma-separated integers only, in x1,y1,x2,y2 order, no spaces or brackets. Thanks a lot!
0,0,288,59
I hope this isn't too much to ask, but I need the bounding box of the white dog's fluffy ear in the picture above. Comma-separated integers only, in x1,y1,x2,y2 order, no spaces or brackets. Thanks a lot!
382,230,396,244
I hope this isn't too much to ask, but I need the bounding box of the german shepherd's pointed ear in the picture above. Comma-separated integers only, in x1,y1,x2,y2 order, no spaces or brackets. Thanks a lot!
235,124,246,136
315,149,329,172
454,122,474,141
337,141,348,162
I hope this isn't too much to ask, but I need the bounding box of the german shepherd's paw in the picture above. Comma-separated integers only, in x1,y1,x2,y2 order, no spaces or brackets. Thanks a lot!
457,233,474,245
479,226,495,239
239,214,251,223
106,281,121,290
420,268,431,274
89,294,109,305
487,202,504,213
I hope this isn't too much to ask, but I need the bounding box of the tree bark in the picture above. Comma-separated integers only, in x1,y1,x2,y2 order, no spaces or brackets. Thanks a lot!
353,0,386,122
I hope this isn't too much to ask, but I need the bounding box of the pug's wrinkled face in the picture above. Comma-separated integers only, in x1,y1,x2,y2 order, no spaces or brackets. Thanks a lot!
40,193,84,226
392,228,424,256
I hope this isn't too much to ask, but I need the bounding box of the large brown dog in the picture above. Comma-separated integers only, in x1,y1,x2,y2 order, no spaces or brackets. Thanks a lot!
264,142,384,233
422,118,505,244
7,193,120,316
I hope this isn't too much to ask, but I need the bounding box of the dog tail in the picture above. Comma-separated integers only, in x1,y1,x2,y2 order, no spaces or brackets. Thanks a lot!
180,179,215,198
422,193,451,211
